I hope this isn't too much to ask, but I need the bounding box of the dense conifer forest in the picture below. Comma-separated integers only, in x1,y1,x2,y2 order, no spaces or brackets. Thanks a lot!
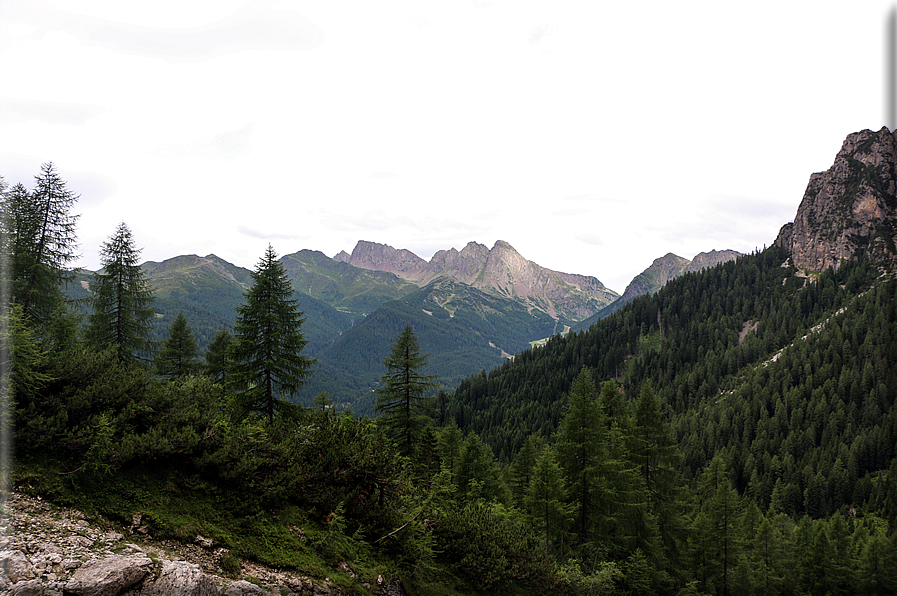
3,166,897,595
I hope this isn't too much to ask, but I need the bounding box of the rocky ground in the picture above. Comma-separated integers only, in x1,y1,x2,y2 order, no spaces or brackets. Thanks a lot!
0,492,403,596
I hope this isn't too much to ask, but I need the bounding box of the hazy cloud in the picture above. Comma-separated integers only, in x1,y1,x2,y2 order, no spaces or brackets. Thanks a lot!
153,124,254,160
0,96,104,126
237,225,305,241
529,24,552,45
576,234,604,247
20,5,324,62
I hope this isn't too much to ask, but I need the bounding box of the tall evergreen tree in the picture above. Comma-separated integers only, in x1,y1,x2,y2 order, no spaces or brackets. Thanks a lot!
155,312,200,379
555,368,606,546
204,327,233,383
0,164,79,329
231,244,314,423
374,324,436,457
509,433,545,509
85,222,155,365
525,445,571,560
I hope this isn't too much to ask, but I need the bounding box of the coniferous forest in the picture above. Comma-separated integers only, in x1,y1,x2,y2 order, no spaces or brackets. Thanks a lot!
2,164,897,595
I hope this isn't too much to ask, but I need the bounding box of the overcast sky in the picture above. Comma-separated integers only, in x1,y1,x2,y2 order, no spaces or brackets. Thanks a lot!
1,1,893,293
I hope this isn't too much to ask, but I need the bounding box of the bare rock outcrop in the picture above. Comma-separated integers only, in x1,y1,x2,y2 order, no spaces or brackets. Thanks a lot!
64,555,153,596
776,127,897,272
0,492,372,596
143,560,218,596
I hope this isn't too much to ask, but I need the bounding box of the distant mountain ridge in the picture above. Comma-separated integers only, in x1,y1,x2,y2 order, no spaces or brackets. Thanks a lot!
574,249,742,326
335,239,619,321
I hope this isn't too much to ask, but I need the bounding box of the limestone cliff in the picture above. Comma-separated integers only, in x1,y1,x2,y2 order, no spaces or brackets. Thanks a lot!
775,127,897,272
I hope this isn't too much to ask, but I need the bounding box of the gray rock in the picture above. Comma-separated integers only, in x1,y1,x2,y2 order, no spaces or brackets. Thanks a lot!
63,555,153,596
9,578,45,595
0,549,35,583
381,578,407,596
223,579,268,595
143,560,218,596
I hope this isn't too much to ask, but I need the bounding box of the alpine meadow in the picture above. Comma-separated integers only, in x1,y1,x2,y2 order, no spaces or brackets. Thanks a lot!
2,126,897,595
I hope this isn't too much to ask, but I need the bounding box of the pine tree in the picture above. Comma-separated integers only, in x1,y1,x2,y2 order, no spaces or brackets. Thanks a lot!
85,222,155,365
231,244,314,422
155,312,200,379
374,324,436,457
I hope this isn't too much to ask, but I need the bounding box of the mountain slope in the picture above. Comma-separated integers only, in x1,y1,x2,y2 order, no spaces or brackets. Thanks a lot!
307,277,564,413
447,128,897,519
280,249,417,314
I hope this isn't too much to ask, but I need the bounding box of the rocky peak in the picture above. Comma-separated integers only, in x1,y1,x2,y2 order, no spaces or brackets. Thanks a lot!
332,250,351,263
344,240,427,277
775,127,897,272
337,239,619,321
688,249,742,273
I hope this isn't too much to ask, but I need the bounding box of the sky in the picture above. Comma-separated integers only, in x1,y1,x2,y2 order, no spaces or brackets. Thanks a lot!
1,1,894,294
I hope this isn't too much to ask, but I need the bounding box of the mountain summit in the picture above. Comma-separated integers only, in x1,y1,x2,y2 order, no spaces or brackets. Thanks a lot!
336,239,619,321
776,127,897,272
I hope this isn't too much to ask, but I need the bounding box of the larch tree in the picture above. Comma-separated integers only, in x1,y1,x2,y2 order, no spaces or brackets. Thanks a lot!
1,163,79,330
555,367,607,547
231,244,315,423
524,445,571,561
85,222,156,365
374,323,436,457
155,312,200,379
203,327,233,383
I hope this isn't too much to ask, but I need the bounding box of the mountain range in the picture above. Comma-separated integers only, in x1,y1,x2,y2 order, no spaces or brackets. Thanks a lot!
69,234,739,412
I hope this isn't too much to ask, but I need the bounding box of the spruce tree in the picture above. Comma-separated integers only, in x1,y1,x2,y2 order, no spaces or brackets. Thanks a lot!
374,323,436,457
85,222,156,365
155,312,200,379
204,327,233,383
231,244,314,422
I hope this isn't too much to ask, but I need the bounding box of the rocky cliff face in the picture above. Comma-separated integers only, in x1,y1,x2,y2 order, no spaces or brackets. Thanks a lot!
336,240,619,321
776,127,897,272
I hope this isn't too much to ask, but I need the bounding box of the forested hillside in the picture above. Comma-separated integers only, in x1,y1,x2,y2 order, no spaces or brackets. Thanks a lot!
5,155,897,596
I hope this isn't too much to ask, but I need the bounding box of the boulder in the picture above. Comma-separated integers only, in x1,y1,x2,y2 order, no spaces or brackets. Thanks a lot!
63,555,153,596
222,579,268,595
143,560,218,596
0,549,35,583
9,578,45,595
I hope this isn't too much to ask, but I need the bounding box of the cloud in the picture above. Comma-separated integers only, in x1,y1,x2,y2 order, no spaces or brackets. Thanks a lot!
529,24,552,45
20,5,325,62
371,171,399,179
237,225,306,242
576,234,604,247
0,96,104,126
153,124,254,160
